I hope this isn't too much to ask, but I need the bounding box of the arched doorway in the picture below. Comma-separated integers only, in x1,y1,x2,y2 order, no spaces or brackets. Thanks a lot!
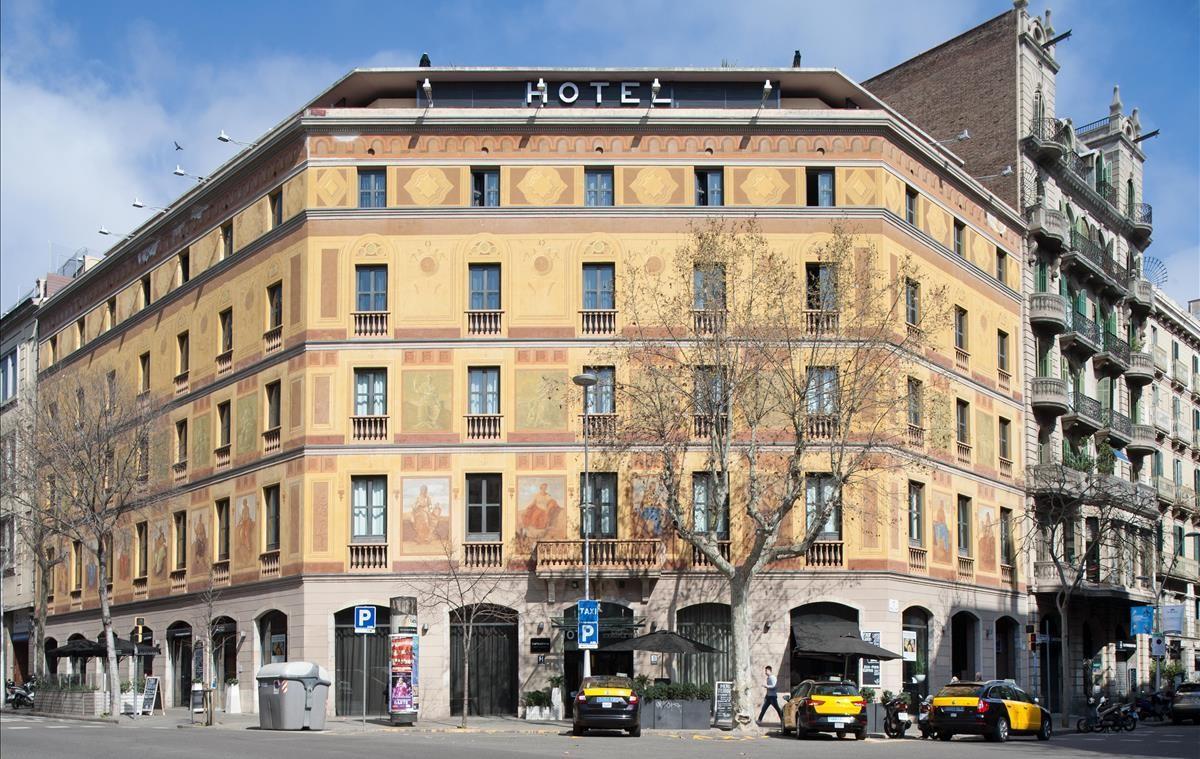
1039,612,1062,711
677,603,732,685
334,605,391,717
211,617,237,708
258,610,287,665
166,622,193,707
950,612,978,681
127,624,156,679
995,616,1019,681
65,633,87,684
43,637,59,677
789,602,859,688
902,607,932,700
451,604,518,716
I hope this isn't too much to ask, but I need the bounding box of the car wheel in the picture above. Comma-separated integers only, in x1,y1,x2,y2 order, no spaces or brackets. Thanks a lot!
794,716,806,739
938,731,953,741
854,729,866,741
992,715,1009,743
628,725,641,737
1038,718,1052,741
836,730,846,739
572,724,585,736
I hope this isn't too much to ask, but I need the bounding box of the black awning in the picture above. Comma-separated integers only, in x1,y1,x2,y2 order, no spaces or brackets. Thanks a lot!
791,613,901,661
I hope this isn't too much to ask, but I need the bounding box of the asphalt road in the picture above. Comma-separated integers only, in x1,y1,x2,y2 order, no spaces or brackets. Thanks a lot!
1,714,1195,759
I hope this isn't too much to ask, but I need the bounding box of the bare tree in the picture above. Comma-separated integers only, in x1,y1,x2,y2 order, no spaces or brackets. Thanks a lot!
1022,449,1156,726
188,562,228,726
605,219,947,727
400,539,516,728
1,380,158,716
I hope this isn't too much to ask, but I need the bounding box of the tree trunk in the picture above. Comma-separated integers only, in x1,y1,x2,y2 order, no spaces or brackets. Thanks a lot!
1058,601,1072,728
729,573,757,730
96,541,122,718
33,559,50,679
461,625,471,729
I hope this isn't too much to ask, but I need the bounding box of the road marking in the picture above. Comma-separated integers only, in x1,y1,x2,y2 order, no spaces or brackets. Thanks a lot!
6,726,30,730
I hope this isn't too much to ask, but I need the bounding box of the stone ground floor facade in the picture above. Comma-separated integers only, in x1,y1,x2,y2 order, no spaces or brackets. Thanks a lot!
43,570,1027,719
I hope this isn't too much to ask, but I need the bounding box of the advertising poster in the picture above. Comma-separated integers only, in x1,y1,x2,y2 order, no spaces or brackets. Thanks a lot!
1160,605,1184,635
270,634,287,663
902,630,917,662
861,631,881,686
390,632,419,715
1130,606,1153,636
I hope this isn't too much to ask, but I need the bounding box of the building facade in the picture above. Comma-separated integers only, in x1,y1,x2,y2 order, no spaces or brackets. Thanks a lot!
32,67,1029,718
867,0,1199,709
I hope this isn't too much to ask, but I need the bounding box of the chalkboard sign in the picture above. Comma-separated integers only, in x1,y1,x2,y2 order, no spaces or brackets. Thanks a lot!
140,677,160,715
713,681,734,728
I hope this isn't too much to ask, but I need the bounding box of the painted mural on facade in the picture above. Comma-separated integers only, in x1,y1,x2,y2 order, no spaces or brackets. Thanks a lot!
515,477,566,553
401,478,450,554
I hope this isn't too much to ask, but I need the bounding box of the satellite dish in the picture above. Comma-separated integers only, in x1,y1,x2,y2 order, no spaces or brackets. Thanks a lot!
1141,256,1168,287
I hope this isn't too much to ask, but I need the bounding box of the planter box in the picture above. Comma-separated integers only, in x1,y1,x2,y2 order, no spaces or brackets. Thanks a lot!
524,705,552,720
645,699,711,729
225,684,242,714
37,689,105,718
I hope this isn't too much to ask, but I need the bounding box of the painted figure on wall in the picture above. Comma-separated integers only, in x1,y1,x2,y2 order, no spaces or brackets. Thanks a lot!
193,515,209,569
117,532,131,582
631,476,667,538
402,371,452,432
931,503,951,565
515,371,567,430
152,524,168,578
236,496,257,560
515,477,566,552
401,478,450,554
978,507,996,571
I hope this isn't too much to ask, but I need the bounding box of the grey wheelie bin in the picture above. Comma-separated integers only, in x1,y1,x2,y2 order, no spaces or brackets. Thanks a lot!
256,662,331,730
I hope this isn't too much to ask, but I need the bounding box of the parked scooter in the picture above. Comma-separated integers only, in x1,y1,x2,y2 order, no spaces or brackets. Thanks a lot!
1115,702,1137,732
883,695,913,738
5,677,36,709
1077,696,1126,733
917,695,934,739
1135,691,1169,722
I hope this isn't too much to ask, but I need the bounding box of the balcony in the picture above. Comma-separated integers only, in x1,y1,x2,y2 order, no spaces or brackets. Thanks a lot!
1033,560,1152,601
1154,476,1177,505
1062,230,1106,281
262,427,281,454
956,441,972,466
1099,409,1132,448
348,542,388,571
1098,255,1129,296
170,569,186,594
691,540,732,569
351,415,388,442
998,369,1012,393
263,324,283,354
803,541,844,568
173,370,190,396
1127,424,1157,456
580,413,618,440
1001,563,1015,587
999,457,1014,478
1127,202,1153,239
908,546,928,574
132,576,148,600
212,560,230,588
259,549,280,579
906,424,925,448
466,309,503,336
352,311,389,338
1161,554,1200,583
957,556,975,582
1028,293,1068,334
1171,423,1191,451
805,414,838,440
534,538,664,578
1172,360,1191,389
214,444,231,469
464,414,502,440
1128,278,1154,312
1125,352,1154,384
1093,333,1130,375
1025,117,1066,162
463,541,504,569
1026,206,1068,250
216,349,233,376
172,460,188,483
1060,311,1102,358
1030,377,1069,416
803,310,839,337
693,413,728,439
1028,463,1087,500
1063,390,1102,434
692,309,726,335
954,347,970,373
1177,487,1198,519
580,309,617,335
1153,346,1170,374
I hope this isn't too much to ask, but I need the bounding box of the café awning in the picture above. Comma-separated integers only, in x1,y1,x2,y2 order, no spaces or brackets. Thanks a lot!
791,613,901,661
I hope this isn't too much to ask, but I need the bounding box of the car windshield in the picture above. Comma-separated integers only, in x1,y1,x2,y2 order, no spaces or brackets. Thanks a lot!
1176,683,1200,693
582,677,633,690
812,683,859,696
937,684,984,698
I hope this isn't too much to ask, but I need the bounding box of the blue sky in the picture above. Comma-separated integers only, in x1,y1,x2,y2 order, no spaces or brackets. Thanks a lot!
2,0,1196,309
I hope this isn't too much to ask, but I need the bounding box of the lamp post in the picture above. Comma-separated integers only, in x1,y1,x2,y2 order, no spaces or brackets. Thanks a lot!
573,372,597,679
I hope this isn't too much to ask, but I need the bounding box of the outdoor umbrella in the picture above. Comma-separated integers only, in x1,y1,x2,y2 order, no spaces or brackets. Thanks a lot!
791,612,902,681
47,638,106,658
601,629,723,682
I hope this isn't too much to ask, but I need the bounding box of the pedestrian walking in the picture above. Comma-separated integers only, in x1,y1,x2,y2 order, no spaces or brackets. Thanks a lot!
757,665,783,724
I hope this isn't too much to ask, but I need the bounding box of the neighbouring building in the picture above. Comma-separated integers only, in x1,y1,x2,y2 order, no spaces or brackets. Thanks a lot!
867,0,1198,709
32,65,1028,718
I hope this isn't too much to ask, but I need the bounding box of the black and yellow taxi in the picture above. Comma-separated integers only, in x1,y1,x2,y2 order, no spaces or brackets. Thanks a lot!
929,680,1052,742
572,676,641,736
781,680,867,740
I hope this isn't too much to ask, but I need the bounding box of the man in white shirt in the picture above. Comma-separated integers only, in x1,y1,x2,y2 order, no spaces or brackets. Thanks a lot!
757,665,782,724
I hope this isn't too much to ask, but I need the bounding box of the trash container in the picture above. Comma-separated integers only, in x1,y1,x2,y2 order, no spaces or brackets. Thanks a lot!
256,662,331,730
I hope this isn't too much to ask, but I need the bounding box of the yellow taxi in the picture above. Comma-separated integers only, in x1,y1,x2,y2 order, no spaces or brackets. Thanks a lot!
929,680,1051,742
781,680,867,740
572,676,641,737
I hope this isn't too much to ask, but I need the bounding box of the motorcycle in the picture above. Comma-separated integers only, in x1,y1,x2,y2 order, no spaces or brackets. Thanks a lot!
1077,696,1125,733
883,695,913,738
917,695,934,739
5,677,36,710
1115,702,1137,732
1135,691,1169,722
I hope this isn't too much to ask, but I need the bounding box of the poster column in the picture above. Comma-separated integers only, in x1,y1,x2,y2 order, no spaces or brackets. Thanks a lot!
389,596,419,725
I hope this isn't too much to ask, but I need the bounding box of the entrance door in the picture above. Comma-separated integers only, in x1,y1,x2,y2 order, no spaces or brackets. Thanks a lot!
334,606,391,717
561,601,637,715
450,607,518,716
171,637,192,707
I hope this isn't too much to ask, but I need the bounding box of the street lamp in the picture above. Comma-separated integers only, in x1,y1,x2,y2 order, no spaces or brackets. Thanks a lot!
573,372,598,679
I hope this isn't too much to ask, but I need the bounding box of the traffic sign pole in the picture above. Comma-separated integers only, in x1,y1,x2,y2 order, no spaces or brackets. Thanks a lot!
353,606,376,729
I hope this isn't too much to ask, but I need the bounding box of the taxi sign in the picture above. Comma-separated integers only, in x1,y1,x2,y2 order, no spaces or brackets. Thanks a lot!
354,605,377,634
578,599,599,650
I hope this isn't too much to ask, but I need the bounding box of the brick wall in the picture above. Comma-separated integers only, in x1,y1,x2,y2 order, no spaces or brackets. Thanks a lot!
865,10,1021,209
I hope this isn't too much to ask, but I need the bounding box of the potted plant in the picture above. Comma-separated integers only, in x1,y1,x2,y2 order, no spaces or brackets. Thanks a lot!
523,689,553,720
913,660,927,684
225,677,241,714
639,682,713,729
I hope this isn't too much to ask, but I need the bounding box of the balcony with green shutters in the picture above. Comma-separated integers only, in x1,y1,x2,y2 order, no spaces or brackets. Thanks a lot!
1060,310,1102,358
1099,408,1133,448
1062,389,1102,435
1094,332,1131,375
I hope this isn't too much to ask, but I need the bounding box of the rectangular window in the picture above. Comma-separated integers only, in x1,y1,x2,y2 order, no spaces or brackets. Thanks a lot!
173,511,187,570
105,297,116,331
695,168,724,206
265,381,281,430
269,189,283,228
263,485,280,552
355,265,388,312
584,365,615,414
999,417,1011,460
954,307,968,351
997,330,1009,372
266,282,283,329
957,495,972,557
805,474,841,540
468,263,501,310
905,186,918,225
354,368,387,416
75,318,85,350
138,352,150,393
466,473,502,539
72,540,82,590
691,473,730,538
179,250,190,286
0,350,16,403
584,169,614,207
1175,525,1185,558
905,279,920,326
220,222,234,261
0,517,13,571
806,169,835,207
582,263,615,310
805,263,837,310
217,401,231,447
805,366,838,415
47,335,56,365
351,476,387,541
140,275,152,310
219,308,233,353
995,250,1007,284
692,264,726,310
908,481,924,547
471,169,500,207
1000,508,1013,565
467,367,500,414
581,472,618,538
694,366,729,417
953,220,965,257
956,399,970,444
358,168,386,209
216,499,230,562
907,378,923,427
175,419,188,463
136,522,148,578
177,331,189,374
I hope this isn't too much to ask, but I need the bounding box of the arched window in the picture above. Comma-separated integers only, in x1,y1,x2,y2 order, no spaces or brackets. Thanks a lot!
677,603,732,685
1126,178,1135,214
1032,89,1044,126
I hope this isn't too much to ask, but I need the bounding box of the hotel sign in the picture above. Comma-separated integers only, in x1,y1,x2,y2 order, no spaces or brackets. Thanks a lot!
417,80,778,109
526,80,673,107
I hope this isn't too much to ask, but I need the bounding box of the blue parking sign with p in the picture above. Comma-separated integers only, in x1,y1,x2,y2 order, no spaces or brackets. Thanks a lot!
354,605,376,634
577,600,599,650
